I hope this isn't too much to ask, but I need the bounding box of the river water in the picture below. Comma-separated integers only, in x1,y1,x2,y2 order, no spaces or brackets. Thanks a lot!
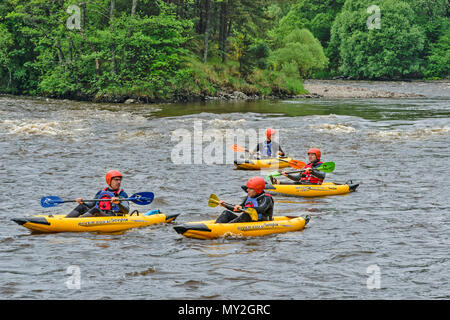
0,81,449,300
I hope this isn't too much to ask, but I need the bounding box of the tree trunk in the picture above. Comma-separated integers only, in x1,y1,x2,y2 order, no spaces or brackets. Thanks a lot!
202,0,211,64
110,0,116,75
197,0,204,33
7,68,12,89
79,29,101,75
81,2,86,30
220,0,227,63
68,39,73,63
131,0,137,16
77,3,99,75
56,39,65,65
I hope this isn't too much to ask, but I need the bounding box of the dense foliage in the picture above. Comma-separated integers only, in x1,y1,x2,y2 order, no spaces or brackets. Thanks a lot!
0,0,448,101
268,28,328,78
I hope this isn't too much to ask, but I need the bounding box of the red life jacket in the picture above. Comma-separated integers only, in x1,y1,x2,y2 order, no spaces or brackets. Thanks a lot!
96,188,123,212
300,161,323,185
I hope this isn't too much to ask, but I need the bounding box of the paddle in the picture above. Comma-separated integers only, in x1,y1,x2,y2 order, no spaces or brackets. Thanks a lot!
230,144,263,158
208,193,258,221
40,192,155,208
277,158,306,169
230,144,286,159
266,162,335,180
230,144,250,153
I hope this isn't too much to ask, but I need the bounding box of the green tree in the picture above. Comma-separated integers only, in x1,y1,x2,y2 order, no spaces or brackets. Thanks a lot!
0,23,14,91
424,30,450,79
268,0,345,48
405,0,449,78
328,0,426,79
268,28,328,78
238,39,270,75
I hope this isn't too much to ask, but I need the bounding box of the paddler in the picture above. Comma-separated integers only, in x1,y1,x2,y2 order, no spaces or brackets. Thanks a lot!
215,177,274,223
249,128,285,158
65,170,130,217
271,148,325,185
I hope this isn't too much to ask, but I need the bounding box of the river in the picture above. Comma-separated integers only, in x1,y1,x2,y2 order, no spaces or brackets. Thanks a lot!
0,81,449,300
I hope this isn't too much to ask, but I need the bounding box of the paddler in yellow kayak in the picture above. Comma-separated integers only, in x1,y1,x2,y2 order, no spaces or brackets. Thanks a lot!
249,128,285,158
271,148,326,185
65,170,130,217
215,177,274,223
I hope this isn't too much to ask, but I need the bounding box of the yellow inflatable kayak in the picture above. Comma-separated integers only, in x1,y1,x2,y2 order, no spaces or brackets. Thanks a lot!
234,157,293,170
265,182,359,197
12,212,179,234
173,215,309,240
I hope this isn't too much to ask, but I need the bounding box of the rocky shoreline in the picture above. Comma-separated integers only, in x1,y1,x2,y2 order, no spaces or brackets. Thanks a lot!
302,80,425,98
118,91,320,104
119,80,424,104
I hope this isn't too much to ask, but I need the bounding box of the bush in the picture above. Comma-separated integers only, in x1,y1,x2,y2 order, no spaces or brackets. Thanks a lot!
268,28,328,78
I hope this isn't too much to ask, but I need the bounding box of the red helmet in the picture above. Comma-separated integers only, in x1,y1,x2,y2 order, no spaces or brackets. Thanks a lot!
106,170,123,185
265,128,276,139
307,148,321,160
245,176,266,194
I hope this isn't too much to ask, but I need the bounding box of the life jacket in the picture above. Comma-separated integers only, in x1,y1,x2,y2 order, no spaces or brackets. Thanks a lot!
300,161,324,185
244,196,259,208
243,193,273,220
96,188,123,212
262,141,272,157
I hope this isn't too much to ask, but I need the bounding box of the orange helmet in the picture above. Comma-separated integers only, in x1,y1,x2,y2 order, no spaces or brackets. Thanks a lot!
245,176,266,194
265,128,276,139
307,148,321,160
106,170,123,185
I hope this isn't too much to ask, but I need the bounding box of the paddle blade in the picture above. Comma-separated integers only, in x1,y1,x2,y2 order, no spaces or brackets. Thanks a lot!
230,144,248,153
208,194,220,207
270,171,281,177
245,208,258,221
265,171,281,181
41,196,64,208
129,192,154,205
288,160,306,170
317,162,335,173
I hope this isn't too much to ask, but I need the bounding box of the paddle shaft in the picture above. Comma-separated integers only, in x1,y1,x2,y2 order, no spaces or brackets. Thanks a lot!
210,198,254,215
41,192,155,208
209,194,258,221
59,198,130,203
280,167,323,174
231,144,285,158
270,168,325,178
275,161,334,172
210,198,239,211
281,170,307,175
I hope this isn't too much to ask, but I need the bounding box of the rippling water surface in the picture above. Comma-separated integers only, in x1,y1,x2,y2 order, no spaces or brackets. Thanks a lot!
1,81,449,299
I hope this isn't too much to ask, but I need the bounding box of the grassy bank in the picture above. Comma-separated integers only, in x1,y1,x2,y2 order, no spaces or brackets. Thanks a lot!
76,57,308,103
172,58,308,101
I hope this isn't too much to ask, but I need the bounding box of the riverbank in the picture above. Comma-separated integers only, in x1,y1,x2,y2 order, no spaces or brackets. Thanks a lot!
123,79,436,103
4,79,447,105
